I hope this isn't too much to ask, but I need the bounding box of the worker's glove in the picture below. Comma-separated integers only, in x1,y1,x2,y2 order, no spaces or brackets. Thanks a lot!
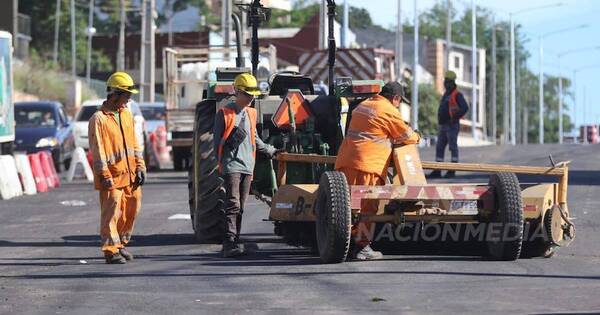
272,148,286,159
135,170,146,186
101,178,114,189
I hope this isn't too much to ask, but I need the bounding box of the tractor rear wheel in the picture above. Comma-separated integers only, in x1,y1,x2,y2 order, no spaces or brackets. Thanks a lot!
315,171,351,263
188,100,225,243
487,172,524,261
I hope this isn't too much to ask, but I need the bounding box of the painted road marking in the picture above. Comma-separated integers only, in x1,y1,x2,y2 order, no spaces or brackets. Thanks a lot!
168,214,191,220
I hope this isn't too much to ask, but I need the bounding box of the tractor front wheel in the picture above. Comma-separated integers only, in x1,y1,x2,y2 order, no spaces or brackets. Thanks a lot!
487,172,524,261
315,171,351,264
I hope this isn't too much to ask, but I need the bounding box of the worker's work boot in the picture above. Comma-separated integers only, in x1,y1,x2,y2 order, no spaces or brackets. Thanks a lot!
119,248,134,261
104,252,127,264
222,240,244,258
352,245,384,261
427,170,442,178
444,171,456,178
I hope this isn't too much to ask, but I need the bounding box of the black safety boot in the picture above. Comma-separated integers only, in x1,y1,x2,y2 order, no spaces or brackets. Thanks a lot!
427,170,442,178
444,170,456,178
105,252,127,264
119,248,134,261
222,240,244,258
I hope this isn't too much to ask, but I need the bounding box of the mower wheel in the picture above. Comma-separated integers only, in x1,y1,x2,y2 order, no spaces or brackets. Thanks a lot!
487,172,524,261
188,100,225,243
315,171,351,263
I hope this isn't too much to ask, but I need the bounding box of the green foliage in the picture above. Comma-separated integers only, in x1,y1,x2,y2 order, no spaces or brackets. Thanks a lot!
19,0,112,74
14,53,98,109
417,83,441,136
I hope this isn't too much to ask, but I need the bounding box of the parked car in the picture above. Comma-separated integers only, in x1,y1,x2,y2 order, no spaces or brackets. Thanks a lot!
139,102,166,134
73,99,147,153
139,102,169,169
14,101,75,171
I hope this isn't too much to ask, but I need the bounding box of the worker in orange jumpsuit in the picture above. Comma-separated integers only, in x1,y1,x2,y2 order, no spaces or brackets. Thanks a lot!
335,81,420,260
89,72,146,264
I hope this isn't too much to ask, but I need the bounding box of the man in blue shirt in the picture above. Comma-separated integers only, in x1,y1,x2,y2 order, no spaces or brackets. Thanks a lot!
429,71,469,178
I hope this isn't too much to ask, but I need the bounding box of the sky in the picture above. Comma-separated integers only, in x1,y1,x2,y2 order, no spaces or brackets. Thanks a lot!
329,0,600,130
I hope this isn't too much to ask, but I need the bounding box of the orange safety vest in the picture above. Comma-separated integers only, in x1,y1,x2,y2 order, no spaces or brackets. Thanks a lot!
335,95,419,177
448,89,463,120
89,104,146,190
217,106,257,174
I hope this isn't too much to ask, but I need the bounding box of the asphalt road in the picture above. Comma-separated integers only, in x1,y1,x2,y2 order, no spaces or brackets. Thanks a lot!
0,144,599,314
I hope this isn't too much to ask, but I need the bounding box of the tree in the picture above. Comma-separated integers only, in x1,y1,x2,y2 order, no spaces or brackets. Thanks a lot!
19,0,112,74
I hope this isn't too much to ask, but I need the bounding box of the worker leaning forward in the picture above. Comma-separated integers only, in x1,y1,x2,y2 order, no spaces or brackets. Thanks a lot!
89,72,146,264
214,73,281,258
428,71,469,178
335,82,420,261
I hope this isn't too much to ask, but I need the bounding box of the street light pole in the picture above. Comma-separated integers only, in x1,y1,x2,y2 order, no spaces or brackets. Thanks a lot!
53,0,61,65
510,14,516,145
471,0,477,141
538,24,587,144
411,0,419,130
509,3,564,145
556,46,600,144
538,36,544,144
86,0,95,85
71,0,76,78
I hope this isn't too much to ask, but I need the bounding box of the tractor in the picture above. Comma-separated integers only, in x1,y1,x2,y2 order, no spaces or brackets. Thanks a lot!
188,0,575,263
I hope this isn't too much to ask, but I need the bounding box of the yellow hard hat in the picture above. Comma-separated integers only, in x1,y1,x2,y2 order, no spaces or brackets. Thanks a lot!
445,71,457,81
233,73,261,96
107,71,139,94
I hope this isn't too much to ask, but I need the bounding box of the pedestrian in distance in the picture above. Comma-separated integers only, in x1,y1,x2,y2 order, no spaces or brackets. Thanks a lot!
428,70,469,179
88,72,146,264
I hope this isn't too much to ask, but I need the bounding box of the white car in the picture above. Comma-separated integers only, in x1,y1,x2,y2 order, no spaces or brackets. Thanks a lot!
73,99,147,152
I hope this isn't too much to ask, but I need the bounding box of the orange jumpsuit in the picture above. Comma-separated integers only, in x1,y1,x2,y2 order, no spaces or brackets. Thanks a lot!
89,103,145,254
335,95,419,248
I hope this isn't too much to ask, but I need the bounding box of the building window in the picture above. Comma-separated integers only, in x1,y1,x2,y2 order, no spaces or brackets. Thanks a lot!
448,51,464,81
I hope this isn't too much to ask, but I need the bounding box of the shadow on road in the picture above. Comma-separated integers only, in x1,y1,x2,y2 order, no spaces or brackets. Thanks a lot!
0,234,198,248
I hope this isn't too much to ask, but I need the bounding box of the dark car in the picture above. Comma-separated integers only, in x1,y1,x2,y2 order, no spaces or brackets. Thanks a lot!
14,101,75,171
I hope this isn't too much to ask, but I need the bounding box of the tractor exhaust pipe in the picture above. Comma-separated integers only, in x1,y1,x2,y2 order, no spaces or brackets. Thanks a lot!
326,0,336,96
232,13,244,68
249,0,262,76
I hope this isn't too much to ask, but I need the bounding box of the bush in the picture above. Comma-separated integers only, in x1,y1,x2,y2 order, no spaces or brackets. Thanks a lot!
14,53,98,114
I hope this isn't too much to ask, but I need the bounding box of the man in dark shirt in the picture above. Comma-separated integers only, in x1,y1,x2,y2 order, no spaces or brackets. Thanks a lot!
429,71,469,178
213,73,279,258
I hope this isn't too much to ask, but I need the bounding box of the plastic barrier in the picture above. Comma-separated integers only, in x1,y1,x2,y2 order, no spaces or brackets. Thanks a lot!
28,153,48,193
39,151,60,189
14,153,37,195
0,155,24,200
66,147,94,182
155,125,171,163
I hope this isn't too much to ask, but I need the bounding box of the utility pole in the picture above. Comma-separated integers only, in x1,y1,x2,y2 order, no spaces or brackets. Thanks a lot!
53,0,61,65
471,0,477,141
503,30,509,144
445,0,451,71
491,17,497,143
509,14,516,145
319,0,326,49
341,0,348,48
140,0,155,102
558,58,563,144
71,0,76,77
522,106,528,144
222,0,231,60
583,86,587,144
395,0,402,80
86,0,95,85
117,0,125,70
538,35,544,144
411,0,419,130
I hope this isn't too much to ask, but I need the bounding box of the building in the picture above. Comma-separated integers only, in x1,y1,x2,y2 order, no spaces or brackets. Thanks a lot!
0,0,31,60
354,27,487,143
